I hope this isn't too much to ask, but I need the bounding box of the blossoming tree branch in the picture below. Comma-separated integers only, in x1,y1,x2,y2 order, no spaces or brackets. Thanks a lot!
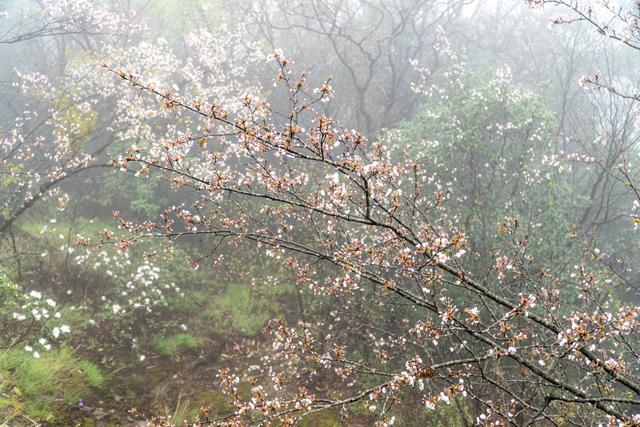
101,42,640,427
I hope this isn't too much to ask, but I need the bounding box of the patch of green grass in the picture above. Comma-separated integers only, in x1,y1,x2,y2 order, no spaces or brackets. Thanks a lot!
154,333,202,357
0,348,104,423
300,409,342,426
198,281,294,337
79,360,105,388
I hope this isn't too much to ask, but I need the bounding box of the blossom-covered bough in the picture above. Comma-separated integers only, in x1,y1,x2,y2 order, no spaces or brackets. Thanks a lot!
102,42,640,424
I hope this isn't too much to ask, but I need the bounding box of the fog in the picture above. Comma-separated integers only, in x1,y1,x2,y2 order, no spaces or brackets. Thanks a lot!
1,1,640,425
